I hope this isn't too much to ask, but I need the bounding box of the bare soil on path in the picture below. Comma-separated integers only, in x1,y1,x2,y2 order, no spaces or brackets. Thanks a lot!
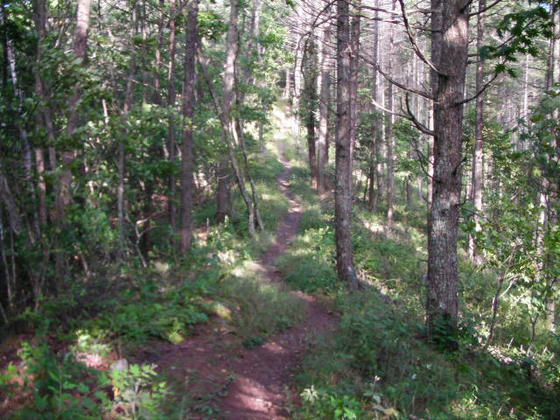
155,152,336,419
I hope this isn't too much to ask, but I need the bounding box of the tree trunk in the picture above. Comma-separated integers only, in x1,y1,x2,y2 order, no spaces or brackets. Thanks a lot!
210,0,258,236
368,0,380,212
117,6,139,260
179,0,198,252
60,0,92,215
469,0,485,264
0,167,23,235
317,22,331,195
303,40,318,187
385,0,395,232
216,159,229,223
168,0,178,229
426,0,470,341
234,1,264,232
335,0,358,288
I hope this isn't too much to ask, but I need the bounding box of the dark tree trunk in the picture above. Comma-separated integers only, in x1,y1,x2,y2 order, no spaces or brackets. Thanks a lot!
216,159,229,223
59,0,92,215
317,23,331,195
168,0,178,229
303,40,318,187
335,0,358,288
426,0,470,340
179,0,198,252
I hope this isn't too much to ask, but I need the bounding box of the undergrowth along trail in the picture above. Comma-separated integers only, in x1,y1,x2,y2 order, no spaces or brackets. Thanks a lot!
157,111,336,419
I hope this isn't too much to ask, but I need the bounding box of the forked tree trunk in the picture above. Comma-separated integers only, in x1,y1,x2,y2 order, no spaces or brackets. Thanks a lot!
202,0,258,236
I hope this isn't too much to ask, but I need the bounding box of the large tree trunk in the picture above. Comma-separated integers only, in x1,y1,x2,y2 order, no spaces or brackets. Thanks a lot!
469,0,485,264
426,0,470,340
335,0,358,288
179,0,198,252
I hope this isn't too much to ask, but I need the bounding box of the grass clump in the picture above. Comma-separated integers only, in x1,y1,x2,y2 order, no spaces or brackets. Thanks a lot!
276,226,338,293
214,258,306,347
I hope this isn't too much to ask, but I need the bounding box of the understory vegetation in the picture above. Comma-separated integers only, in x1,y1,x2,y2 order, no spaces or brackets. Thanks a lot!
0,131,306,417
286,170,560,419
2,0,560,417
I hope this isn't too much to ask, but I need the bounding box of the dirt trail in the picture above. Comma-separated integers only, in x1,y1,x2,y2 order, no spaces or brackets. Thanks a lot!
155,147,335,419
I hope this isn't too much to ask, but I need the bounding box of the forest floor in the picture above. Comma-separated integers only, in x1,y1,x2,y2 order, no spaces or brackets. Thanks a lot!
154,137,337,419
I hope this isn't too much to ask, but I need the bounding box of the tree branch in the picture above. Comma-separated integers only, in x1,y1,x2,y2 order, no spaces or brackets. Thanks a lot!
468,0,504,17
456,71,498,106
397,0,444,77
360,53,435,101
403,93,435,136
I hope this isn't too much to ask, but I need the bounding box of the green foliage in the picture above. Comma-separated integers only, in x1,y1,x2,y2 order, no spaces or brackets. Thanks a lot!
15,341,110,418
300,385,366,420
276,225,338,293
109,362,168,419
71,329,112,357
482,2,555,75
198,11,227,40
299,288,560,419
7,341,170,419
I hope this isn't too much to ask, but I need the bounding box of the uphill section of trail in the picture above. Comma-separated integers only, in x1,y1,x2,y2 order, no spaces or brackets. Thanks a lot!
156,142,336,419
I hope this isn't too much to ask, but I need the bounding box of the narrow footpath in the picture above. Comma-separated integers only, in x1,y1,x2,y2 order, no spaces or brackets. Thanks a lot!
156,144,336,419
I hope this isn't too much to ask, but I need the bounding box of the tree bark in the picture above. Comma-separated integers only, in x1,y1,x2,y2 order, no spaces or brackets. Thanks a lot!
385,0,395,232
60,0,92,215
426,0,470,340
201,0,258,236
303,40,318,187
216,159,229,223
0,167,23,235
368,0,380,212
168,0,178,229
179,0,198,252
469,0,485,264
335,0,358,288
317,22,331,195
